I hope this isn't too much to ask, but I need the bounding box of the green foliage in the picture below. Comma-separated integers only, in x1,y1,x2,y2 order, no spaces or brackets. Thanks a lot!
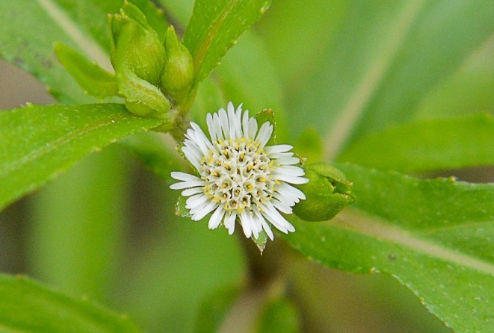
2,0,494,332
0,103,162,211
263,0,494,156
285,163,494,333
293,163,354,222
339,113,494,173
0,274,142,333
184,0,273,84
54,43,119,99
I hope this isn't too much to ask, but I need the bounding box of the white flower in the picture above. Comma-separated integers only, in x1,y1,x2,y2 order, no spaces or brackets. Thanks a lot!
170,103,308,240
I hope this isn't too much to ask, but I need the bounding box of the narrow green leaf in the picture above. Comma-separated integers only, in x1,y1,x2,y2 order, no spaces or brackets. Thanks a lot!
54,43,119,99
0,0,166,104
255,299,300,333
284,163,494,333
195,286,240,333
415,41,494,120
338,114,494,173
0,274,142,333
184,0,272,84
273,0,494,157
0,103,162,211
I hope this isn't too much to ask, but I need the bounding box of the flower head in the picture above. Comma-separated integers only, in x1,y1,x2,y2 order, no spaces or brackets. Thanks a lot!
170,103,308,240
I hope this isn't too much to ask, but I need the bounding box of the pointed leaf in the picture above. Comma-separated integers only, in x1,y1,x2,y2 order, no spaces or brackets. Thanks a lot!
184,0,273,84
338,113,494,172
284,163,494,333
0,103,162,211
0,274,143,333
0,0,166,104
55,43,119,99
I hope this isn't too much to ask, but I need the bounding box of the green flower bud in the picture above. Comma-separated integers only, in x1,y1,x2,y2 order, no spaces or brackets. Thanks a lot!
160,26,195,103
109,1,166,86
293,163,354,222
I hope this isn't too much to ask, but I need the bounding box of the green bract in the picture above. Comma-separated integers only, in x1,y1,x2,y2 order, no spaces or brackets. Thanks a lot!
161,26,195,106
294,163,354,222
54,1,197,126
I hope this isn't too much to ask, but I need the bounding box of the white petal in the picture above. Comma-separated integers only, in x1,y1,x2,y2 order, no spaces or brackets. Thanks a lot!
273,165,306,177
224,212,237,234
191,201,218,221
206,113,217,142
248,118,258,139
274,157,300,166
265,144,293,154
269,152,294,159
260,218,274,240
181,187,204,197
256,122,273,148
271,199,293,214
273,174,309,185
208,207,225,229
171,172,202,182
181,146,201,170
263,202,295,232
186,194,209,209
190,123,214,154
213,113,224,140
170,180,205,190
239,212,252,238
273,191,297,207
242,111,249,138
218,108,230,139
278,182,306,201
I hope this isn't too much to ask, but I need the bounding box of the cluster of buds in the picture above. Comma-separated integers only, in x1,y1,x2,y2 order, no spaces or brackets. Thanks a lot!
55,1,194,128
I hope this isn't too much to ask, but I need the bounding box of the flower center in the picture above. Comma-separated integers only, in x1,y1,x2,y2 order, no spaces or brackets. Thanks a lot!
201,138,275,213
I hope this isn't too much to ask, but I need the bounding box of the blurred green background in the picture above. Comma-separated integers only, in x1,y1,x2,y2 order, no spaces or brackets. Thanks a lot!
2,0,494,331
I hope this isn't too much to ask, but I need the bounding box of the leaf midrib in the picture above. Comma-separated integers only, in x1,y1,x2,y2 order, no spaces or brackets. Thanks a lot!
334,209,494,276
0,113,131,178
192,0,239,77
323,0,426,159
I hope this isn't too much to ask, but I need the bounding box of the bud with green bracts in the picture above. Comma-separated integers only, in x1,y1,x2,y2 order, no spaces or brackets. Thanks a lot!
161,26,195,104
108,1,166,86
293,163,354,222
107,1,171,117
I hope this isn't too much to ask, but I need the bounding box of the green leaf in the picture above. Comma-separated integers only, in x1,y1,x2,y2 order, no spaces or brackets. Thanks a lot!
195,286,240,333
0,0,166,104
415,41,494,120
184,0,272,84
284,163,494,333
338,114,494,173
0,103,162,211
54,43,119,99
270,0,494,157
0,274,142,333
255,298,300,333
